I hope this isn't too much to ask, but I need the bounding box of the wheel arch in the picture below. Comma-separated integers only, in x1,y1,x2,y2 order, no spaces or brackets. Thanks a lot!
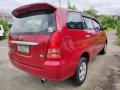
80,52,90,63
106,39,108,45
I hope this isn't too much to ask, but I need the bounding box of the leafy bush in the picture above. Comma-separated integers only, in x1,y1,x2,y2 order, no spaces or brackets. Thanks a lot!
83,8,118,30
100,16,117,29
0,19,9,40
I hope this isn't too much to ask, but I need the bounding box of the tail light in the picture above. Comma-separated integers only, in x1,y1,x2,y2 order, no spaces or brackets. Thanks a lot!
47,31,61,59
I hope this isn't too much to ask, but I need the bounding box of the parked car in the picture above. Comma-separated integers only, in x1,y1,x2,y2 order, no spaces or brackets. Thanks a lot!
0,25,4,37
8,3,107,85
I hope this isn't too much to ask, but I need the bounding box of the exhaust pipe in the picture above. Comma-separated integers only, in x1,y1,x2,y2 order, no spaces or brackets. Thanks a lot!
41,79,46,83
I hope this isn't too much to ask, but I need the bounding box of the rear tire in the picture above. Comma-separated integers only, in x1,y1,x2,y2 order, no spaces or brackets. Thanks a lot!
99,43,107,55
72,57,88,86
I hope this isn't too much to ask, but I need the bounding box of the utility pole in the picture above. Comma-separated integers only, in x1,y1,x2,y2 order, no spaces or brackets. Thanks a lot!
59,0,61,8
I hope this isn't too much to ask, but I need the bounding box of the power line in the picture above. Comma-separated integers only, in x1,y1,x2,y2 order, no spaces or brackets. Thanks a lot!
59,0,61,8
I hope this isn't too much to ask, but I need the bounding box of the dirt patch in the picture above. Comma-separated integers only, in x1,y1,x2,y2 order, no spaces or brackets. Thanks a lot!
94,55,120,90
115,55,120,59
93,66,120,90
93,85,104,90
103,68,120,90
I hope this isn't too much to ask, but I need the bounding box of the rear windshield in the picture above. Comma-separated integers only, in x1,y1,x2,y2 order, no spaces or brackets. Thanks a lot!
11,11,56,34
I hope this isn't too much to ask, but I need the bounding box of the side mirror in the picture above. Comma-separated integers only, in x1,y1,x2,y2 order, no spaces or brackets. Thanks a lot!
100,26,107,31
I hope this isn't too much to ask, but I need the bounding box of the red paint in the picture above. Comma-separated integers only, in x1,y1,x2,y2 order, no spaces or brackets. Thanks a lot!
9,3,107,82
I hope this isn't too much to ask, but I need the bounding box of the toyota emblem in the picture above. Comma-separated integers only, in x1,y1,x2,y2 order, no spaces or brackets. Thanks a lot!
19,35,23,40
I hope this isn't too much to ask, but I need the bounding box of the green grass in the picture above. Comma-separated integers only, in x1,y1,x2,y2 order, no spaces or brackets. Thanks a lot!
105,28,114,31
116,39,120,45
116,29,120,45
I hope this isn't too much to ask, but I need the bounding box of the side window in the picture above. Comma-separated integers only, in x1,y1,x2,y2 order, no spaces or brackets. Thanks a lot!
67,12,83,29
92,19,101,30
83,17,94,30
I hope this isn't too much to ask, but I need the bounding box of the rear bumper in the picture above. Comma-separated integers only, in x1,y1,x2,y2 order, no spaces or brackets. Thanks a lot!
9,53,72,82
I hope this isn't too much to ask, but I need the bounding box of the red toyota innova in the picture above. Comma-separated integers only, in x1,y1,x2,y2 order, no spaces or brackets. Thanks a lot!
9,3,107,85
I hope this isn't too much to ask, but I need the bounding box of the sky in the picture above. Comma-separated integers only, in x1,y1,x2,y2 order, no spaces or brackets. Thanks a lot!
1,0,120,15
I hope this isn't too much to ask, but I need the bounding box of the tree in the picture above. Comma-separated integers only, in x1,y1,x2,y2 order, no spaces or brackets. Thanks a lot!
83,8,99,19
100,16,117,29
67,1,77,10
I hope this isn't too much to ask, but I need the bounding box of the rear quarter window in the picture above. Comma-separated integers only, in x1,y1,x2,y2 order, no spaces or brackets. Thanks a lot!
67,12,83,30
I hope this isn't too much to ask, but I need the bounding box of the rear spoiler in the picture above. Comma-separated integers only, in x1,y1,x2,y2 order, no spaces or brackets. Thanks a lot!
12,3,57,18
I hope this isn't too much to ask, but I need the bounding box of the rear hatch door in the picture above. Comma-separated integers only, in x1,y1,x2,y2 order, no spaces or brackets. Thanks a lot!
9,3,56,69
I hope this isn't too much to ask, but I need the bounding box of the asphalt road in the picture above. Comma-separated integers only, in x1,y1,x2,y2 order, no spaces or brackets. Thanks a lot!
0,30,120,90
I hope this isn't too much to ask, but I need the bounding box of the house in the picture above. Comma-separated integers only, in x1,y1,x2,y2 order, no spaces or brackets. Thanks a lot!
0,10,14,26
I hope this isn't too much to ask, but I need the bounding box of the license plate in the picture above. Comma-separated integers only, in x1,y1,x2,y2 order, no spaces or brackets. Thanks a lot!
17,44,29,53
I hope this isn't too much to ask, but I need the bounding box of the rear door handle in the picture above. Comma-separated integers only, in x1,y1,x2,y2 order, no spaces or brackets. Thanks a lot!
97,34,101,36
86,35,91,38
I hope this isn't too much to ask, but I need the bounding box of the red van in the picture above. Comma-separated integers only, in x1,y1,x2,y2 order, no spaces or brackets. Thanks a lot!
9,3,107,85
